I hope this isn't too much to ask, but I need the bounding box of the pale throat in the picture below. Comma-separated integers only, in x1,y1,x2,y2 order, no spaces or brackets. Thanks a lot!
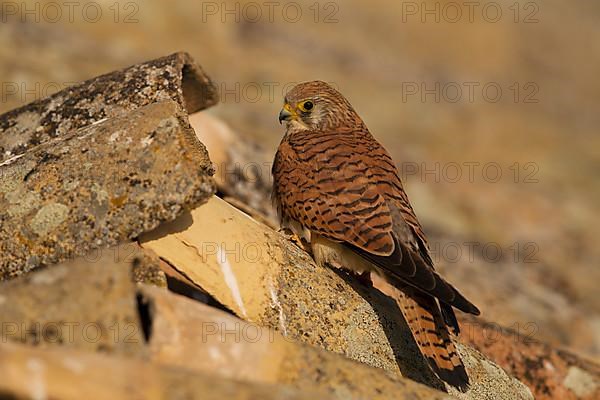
287,118,311,132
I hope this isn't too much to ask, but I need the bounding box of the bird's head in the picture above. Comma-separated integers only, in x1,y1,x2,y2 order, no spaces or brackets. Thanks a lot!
279,81,358,131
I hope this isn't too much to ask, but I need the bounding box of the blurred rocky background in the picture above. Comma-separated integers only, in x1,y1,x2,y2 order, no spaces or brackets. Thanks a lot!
1,0,599,398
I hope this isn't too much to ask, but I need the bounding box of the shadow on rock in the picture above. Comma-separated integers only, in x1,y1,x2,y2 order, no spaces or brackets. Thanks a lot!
332,269,447,392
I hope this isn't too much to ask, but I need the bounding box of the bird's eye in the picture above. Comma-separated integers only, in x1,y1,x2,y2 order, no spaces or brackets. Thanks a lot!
299,101,314,112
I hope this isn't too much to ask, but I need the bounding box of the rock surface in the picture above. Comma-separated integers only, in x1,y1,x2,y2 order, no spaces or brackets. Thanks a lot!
0,52,218,163
141,195,533,399
189,112,277,226
0,100,215,280
459,315,600,400
0,244,151,355
0,341,329,400
141,284,452,399
0,246,450,400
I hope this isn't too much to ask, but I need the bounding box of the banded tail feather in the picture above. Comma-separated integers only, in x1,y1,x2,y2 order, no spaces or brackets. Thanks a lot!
392,281,469,391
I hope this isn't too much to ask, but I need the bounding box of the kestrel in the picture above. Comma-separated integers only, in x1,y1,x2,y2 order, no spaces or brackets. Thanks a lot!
272,81,480,390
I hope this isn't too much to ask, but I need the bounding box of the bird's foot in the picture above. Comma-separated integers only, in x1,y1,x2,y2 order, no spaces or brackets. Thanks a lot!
278,227,310,253
355,271,373,287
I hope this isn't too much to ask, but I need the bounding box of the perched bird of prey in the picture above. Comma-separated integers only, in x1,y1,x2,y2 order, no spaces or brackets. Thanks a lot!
272,81,480,390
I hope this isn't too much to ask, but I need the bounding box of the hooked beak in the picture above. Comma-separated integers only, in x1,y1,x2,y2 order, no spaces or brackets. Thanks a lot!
279,104,294,124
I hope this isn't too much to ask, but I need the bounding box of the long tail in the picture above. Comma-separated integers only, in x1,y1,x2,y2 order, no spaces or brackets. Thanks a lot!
394,283,469,391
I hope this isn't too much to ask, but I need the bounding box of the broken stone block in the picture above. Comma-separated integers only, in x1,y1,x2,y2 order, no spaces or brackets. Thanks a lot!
0,52,218,162
0,245,148,356
0,100,215,280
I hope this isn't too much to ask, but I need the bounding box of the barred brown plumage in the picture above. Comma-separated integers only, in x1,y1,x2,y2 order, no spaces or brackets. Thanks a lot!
273,80,480,391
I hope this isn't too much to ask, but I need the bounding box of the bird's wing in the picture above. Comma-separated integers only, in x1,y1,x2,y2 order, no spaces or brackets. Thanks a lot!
273,129,395,256
342,136,480,316
273,128,479,316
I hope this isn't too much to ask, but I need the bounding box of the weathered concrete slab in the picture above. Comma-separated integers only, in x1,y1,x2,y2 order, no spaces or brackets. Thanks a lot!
0,52,218,162
0,100,215,280
140,196,533,399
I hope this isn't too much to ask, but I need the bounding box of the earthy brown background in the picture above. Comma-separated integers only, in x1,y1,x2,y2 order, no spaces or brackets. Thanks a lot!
1,0,598,361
